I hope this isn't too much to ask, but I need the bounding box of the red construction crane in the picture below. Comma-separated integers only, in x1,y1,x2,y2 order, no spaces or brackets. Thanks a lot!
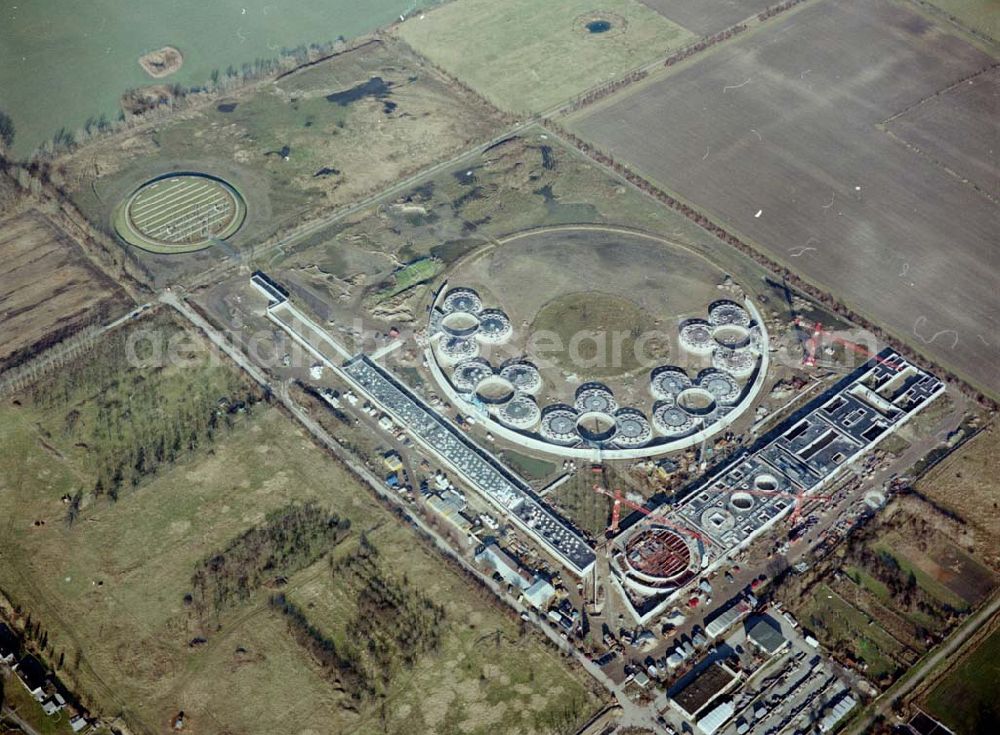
795,317,903,372
593,485,703,541
733,486,834,526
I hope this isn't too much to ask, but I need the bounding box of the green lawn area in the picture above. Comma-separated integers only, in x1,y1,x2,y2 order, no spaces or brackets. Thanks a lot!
500,449,558,481
925,0,999,40
378,257,445,300
925,628,1000,734
2,673,75,734
844,565,891,601
550,473,611,539
397,0,695,112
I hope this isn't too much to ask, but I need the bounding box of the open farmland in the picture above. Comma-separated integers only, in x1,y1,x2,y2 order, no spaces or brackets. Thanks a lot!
884,65,999,199
638,0,775,35
397,0,695,113
567,0,1000,396
0,210,132,371
0,319,600,734
923,627,1000,734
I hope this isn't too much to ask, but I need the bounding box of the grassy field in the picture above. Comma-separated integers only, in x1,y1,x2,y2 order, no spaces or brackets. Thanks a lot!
917,421,1000,570
397,0,695,113
0,0,423,157
531,291,666,380
549,473,613,540
0,209,132,371
0,319,601,733
924,627,1000,734
795,583,909,681
636,0,776,35
924,0,999,40
567,0,1000,397
62,39,503,285
499,450,558,482
282,532,598,734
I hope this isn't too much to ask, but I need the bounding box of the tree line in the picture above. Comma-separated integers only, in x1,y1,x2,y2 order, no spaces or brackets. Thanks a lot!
190,502,351,618
21,318,262,511
272,535,445,701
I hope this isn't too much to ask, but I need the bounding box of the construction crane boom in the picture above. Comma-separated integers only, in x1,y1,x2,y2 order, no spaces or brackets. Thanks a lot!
593,485,703,540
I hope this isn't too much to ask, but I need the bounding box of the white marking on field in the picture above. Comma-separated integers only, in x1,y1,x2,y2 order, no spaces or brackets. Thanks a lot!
133,186,215,223
750,129,762,142
912,316,959,349
136,188,228,230
702,147,710,160
131,180,202,215
789,239,818,257
133,180,210,213
723,78,752,93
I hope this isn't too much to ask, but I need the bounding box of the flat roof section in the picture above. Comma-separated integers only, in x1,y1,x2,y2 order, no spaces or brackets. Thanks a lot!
342,355,596,576
670,663,736,718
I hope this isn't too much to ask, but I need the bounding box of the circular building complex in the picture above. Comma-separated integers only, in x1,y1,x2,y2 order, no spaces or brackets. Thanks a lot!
424,227,770,459
612,525,699,598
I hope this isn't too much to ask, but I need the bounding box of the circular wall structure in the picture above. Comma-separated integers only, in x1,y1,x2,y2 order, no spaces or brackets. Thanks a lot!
698,370,741,405
614,408,652,447
438,336,479,365
713,347,756,378
575,384,618,414
425,226,771,459
653,404,697,436
475,375,516,405
676,387,717,417
576,411,618,442
498,395,541,430
713,324,752,350
709,300,751,327
615,526,697,596
650,367,692,401
477,309,513,344
115,172,246,253
539,406,580,445
441,310,481,338
452,358,493,392
442,288,483,314
679,319,715,354
500,361,542,394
